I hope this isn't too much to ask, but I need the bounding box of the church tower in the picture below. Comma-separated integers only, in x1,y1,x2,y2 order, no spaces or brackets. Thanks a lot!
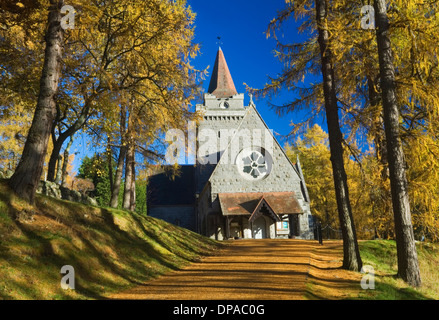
195,47,247,193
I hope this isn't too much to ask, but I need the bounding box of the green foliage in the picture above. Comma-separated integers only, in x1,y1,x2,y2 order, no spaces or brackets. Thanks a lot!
134,180,147,215
261,0,439,243
358,240,439,300
77,153,148,213
77,153,111,207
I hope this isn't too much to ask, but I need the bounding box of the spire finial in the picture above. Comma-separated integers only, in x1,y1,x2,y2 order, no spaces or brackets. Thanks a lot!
216,36,223,48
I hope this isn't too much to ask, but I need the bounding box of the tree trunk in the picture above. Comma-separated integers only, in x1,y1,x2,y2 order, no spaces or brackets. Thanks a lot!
110,146,127,208
374,0,421,287
368,76,388,176
368,76,393,239
9,0,64,203
47,134,64,182
129,159,136,212
122,108,135,210
110,106,127,208
123,143,135,210
47,103,90,182
61,136,73,187
315,0,362,271
107,138,113,193
54,154,63,183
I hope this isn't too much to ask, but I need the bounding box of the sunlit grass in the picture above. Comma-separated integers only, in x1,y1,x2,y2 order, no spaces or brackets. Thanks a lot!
305,239,439,300
0,180,222,299
358,240,439,300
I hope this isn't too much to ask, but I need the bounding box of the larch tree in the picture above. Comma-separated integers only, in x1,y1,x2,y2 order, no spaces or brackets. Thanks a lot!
8,0,65,203
0,1,46,178
327,0,438,241
373,0,421,287
286,124,376,240
75,0,202,210
251,0,362,271
109,104,127,208
2,0,202,207
285,125,338,232
314,0,362,271
262,0,438,281
60,136,74,187
122,100,136,211
328,0,439,285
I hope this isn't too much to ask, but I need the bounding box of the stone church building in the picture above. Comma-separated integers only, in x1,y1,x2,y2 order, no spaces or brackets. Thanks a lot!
147,48,314,240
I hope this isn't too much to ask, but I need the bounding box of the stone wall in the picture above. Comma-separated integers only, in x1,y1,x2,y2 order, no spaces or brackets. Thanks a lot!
37,180,98,207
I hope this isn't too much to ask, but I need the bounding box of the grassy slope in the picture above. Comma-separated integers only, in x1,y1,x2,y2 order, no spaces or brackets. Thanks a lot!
357,240,439,300
306,239,439,300
0,181,222,299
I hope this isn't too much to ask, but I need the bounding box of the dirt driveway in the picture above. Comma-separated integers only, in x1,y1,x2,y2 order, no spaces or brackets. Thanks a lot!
110,239,319,300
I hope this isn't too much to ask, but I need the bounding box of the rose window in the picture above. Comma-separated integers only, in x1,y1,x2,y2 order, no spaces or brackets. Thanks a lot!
236,148,272,180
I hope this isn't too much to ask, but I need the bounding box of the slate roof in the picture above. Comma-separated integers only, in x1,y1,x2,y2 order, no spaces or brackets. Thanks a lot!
147,165,196,206
218,192,304,216
207,47,238,98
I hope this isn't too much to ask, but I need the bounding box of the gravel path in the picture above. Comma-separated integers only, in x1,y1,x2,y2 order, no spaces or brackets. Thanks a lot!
109,239,317,300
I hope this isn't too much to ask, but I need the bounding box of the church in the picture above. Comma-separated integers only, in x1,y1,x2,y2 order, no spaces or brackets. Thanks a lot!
147,48,314,240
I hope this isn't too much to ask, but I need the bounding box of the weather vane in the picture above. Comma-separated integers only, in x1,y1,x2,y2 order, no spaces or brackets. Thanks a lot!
216,36,223,47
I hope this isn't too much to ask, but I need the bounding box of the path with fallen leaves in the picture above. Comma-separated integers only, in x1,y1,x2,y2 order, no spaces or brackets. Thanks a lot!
109,239,361,300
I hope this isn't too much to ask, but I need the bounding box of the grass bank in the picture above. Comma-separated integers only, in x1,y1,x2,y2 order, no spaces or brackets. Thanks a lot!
306,239,439,300
358,240,439,299
0,180,222,299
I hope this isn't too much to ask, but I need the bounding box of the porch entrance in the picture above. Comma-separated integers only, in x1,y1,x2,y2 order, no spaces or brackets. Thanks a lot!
252,216,267,239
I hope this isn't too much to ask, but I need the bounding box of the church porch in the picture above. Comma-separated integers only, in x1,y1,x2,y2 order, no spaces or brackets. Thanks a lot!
217,192,304,240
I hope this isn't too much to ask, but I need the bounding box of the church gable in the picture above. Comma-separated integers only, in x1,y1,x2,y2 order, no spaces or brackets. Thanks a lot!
208,105,305,199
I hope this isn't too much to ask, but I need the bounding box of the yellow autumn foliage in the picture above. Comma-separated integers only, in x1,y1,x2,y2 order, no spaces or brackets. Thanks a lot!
287,124,439,241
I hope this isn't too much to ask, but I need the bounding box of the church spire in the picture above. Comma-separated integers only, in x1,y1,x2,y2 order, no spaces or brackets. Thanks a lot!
207,47,238,98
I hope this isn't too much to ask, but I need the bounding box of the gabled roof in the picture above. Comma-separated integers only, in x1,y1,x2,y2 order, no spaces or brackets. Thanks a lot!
207,104,306,190
248,196,281,222
218,192,303,216
207,47,238,98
